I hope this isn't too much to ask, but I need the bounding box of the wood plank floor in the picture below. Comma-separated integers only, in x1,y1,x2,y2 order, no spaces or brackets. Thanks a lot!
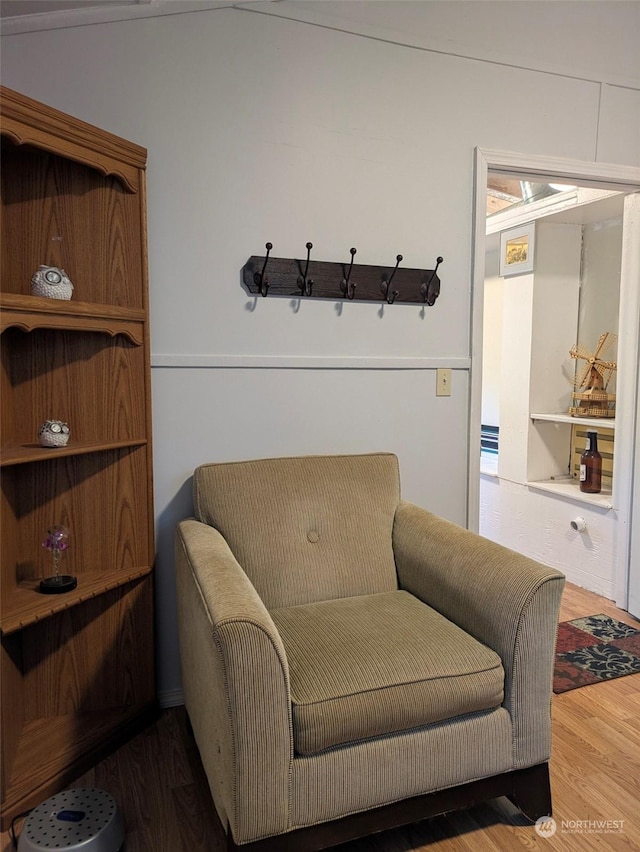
3,582,639,852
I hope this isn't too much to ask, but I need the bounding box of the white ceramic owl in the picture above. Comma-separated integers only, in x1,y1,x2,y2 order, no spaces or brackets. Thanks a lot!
31,265,74,300
38,420,70,448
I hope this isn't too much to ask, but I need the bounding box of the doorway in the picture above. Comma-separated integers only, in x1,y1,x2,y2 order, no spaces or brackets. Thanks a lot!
469,149,640,613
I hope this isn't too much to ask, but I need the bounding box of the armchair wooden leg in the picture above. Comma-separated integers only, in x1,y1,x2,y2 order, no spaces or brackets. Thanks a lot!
508,763,553,822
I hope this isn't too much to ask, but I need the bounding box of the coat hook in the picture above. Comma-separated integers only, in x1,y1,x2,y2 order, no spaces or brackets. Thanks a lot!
420,256,443,306
298,242,313,296
253,242,273,297
341,247,357,299
382,254,402,304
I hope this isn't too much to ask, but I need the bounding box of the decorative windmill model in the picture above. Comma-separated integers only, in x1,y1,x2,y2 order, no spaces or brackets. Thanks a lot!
568,331,617,418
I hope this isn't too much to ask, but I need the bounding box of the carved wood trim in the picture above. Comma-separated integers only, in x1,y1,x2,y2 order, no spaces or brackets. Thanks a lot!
0,295,145,345
1,86,145,193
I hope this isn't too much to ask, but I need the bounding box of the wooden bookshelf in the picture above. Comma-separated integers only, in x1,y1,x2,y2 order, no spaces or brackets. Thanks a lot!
0,86,157,827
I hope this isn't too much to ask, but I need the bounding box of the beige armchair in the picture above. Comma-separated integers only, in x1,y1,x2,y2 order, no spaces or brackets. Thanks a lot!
175,453,564,851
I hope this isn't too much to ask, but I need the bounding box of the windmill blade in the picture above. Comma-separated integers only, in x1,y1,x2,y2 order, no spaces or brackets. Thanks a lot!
593,331,618,360
594,359,617,372
598,365,616,389
569,343,593,362
574,361,593,389
591,332,609,359
592,360,617,391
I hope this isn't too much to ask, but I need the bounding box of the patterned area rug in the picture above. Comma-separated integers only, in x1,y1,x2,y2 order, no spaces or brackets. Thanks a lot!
554,613,640,694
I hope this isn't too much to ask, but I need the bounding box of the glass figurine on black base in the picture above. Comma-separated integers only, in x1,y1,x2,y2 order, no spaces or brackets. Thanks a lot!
39,524,77,594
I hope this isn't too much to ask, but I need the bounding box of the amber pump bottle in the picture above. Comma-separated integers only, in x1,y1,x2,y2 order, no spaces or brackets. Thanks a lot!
580,430,602,493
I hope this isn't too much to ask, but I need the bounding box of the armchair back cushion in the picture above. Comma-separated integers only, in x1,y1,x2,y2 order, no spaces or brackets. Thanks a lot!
193,453,400,609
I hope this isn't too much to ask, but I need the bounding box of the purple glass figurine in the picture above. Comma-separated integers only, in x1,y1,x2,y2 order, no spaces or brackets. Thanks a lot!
40,524,77,594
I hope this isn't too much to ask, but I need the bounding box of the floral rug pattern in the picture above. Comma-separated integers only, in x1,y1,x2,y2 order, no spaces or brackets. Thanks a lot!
553,614,640,694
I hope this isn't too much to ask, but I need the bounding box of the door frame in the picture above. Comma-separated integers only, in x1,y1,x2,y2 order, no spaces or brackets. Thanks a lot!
469,148,640,607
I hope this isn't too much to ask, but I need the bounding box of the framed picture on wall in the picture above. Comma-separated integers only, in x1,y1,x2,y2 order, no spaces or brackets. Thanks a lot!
499,223,535,277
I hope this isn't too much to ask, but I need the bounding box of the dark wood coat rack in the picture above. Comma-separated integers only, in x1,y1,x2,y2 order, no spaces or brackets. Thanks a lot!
243,243,443,306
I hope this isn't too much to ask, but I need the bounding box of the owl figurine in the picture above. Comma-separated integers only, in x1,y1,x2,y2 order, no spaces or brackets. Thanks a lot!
31,265,74,300
39,420,70,448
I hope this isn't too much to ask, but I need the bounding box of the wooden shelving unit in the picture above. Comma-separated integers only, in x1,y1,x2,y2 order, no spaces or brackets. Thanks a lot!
0,86,157,827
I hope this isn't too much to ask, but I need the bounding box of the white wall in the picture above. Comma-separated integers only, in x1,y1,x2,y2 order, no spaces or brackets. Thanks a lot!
579,218,623,396
2,1,639,704
480,475,620,599
481,243,503,428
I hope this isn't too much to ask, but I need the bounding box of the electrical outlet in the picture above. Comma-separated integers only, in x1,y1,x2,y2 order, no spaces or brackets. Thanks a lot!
436,368,452,397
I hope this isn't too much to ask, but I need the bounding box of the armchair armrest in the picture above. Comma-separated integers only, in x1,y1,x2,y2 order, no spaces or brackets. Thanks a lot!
175,519,292,843
393,501,564,768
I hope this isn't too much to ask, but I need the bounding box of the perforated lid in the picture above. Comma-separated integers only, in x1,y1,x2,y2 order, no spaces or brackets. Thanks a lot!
18,788,124,852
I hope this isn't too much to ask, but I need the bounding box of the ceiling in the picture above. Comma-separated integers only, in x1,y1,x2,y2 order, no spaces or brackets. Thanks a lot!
0,0,141,16
0,0,237,32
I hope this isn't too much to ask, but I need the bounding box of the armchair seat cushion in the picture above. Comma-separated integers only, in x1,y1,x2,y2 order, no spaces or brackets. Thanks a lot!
271,590,504,756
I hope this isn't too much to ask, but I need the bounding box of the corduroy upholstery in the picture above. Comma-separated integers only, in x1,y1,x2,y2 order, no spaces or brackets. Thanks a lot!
175,453,565,849
271,590,504,755
193,453,399,609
